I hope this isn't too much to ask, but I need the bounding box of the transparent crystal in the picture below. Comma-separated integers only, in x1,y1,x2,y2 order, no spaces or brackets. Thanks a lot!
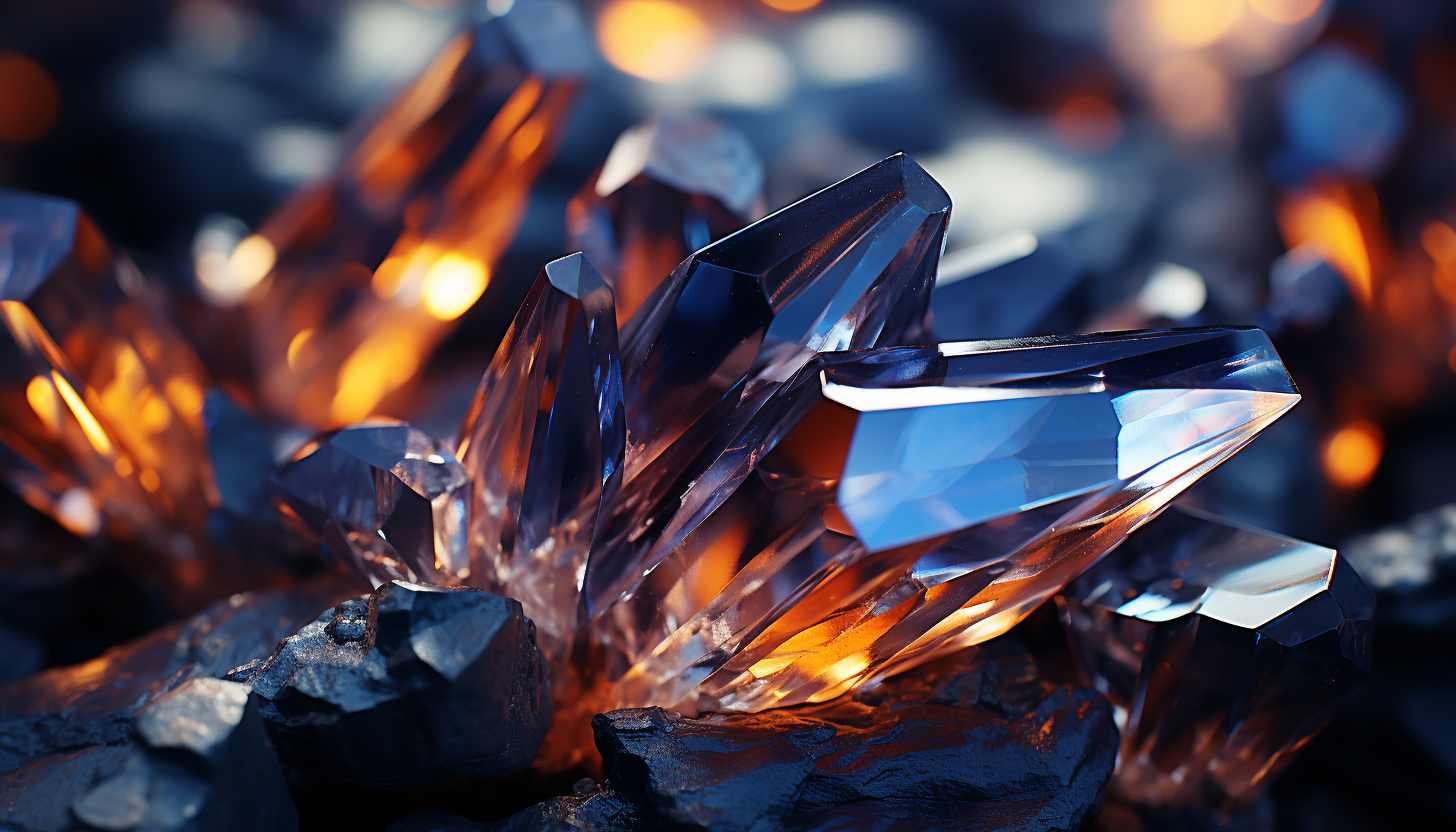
587,152,951,619
271,421,470,587
594,327,1300,714
1058,505,1373,815
928,232,1086,341
457,253,623,654
566,115,764,325
0,189,214,556
241,0,593,427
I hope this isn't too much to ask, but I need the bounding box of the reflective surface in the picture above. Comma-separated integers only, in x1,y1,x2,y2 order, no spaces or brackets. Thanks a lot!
596,327,1300,713
270,421,469,587
566,115,765,325
1059,505,1373,815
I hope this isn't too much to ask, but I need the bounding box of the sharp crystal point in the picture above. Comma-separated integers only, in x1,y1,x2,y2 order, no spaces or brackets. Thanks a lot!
271,421,470,587
458,254,624,655
568,115,765,326
1059,505,1372,814
594,326,1298,714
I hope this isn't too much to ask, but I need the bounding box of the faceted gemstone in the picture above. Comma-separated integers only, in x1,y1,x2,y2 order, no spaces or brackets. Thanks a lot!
240,0,593,427
587,153,951,619
927,231,1087,341
457,253,624,655
1057,505,1374,815
0,190,214,556
270,421,470,587
595,327,1299,714
566,115,765,325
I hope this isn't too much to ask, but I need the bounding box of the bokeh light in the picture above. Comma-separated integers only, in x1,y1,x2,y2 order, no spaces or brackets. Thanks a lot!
0,52,60,145
597,0,712,83
1324,421,1383,489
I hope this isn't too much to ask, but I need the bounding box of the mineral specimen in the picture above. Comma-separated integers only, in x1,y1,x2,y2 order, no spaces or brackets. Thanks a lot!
1058,505,1373,814
271,421,470,587
928,231,1087,341
388,785,640,832
593,636,1117,832
457,253,623,657
599,327,1299,713
230,581,550,788
566,115,765,325
586,151,952,621
238,0,594,426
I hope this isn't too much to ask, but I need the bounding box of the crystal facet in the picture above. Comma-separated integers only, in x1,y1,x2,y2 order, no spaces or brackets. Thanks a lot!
595,327,1299,714
240,0,593,426
1058,505,1373,815
270,421,470,587
928,232,1087,341
566,115,765,325
0,190,214,555
587,152,952,618
457,253,624,654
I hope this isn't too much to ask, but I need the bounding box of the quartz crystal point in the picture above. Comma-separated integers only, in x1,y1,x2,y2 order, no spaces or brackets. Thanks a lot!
597,327,1299,714
0,190,214,556
566,115,765,325
587,152,951,617
1057,505,1373,815
456,253,623,655
270,421,470,587
240,0,593,427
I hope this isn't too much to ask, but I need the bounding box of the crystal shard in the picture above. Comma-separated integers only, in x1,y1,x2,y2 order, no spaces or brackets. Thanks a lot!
587,152,951,617
0,189,214,556
239,0,593,427
566,115,765,325
595,327,1299,714
1057,505,1373,815
457,253,623,655
270,421,470,587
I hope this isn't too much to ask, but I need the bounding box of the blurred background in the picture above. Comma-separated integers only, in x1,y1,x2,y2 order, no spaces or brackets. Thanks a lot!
1,0,1453,829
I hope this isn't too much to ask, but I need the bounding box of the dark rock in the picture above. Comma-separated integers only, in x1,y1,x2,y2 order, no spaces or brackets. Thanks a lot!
234,581,551,788
387,784,640,832
593,635,1116,832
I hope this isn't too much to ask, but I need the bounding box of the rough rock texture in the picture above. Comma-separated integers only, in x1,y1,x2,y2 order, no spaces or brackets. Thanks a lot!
231,581,551,788
591,636,1117,832
388,784,640,832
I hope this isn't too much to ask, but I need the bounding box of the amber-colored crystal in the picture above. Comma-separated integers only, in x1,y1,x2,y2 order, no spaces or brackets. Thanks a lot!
239,0,593,427
0,190,214,560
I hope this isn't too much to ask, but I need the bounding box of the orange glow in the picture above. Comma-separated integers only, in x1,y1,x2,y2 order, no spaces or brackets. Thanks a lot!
330,328,428,424
1324,421,1382,489
507,119,546,163
1447,344,1456,375
597,0,712,82
0,52,60,145
1147,0,1243,48
227,235,277,295
1278,188,1373,304
421,253,489,320
287,328,316,371
1248,0,1323,25
1422,221,1456,264
1149,56,1229,135
760,0,822,11
25,376,62,434
1054,96,1123,154
51,371,113,456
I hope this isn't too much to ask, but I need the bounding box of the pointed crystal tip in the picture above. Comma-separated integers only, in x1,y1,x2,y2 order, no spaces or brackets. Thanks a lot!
594,115,765,220
544,252,610,300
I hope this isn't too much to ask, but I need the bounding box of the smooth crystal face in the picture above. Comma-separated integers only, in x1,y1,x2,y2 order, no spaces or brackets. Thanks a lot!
594,327,1300,714
0,190,214,556
457,253,624,654
242,0,592,427
1058,505,1373,815
566,115,765,325
586,152,951,620
928,234,1085,341
271,421,470,587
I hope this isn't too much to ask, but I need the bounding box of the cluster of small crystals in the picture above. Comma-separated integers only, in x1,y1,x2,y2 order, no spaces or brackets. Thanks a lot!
0,0,1369,813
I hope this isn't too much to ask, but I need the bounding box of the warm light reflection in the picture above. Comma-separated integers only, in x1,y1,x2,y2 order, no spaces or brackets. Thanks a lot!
597,0,712,82
1278,187,1373,304
287,328,316,371
760,0,822,11
421,254,489,321
1054,95,1123,154
1324,421,1382,489
51,371,114,456
1150,56,1230,136
0,52,60,145
227,235,277,295
1248,0,1322,25
1147,0,1243,48
330,328,428,424
25,376,62,435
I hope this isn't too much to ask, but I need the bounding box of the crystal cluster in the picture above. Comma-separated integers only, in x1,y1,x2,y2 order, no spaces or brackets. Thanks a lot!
1058,505,1373,814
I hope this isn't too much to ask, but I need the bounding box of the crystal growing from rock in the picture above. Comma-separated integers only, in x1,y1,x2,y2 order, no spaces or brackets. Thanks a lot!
457,253,623,657
1058,505,1373,814
587,152,952,619
597,327,1299,713
230,581,550,789
271,421,470,587
566,115,765,325
239,0,594,427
